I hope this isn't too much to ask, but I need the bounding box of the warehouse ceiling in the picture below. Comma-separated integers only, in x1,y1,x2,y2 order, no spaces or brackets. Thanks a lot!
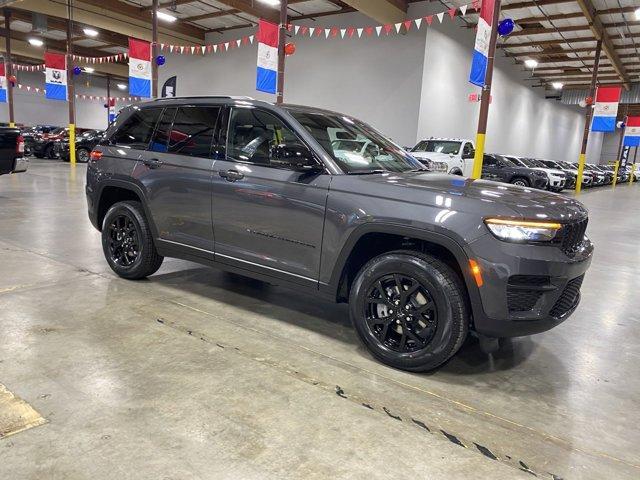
0,0,638,89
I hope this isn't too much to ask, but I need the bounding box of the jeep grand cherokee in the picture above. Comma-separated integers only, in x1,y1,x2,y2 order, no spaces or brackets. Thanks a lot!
86,97,593,371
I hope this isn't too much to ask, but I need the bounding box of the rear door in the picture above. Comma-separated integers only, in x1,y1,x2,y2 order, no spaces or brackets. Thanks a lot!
137,105,221,254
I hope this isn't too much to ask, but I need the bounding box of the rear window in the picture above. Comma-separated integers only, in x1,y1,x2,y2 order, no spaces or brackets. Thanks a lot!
169,106,220,157
111,107,162,149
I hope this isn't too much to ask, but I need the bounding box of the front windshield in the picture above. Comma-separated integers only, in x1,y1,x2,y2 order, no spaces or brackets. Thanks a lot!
412,140,461,155
288,109,424,173
496,155,516,167
521,158,544,168
507,157,527,167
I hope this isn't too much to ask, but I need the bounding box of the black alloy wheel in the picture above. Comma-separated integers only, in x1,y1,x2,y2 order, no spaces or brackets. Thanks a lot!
106,214,140,267
77,148,90,163
364,274,438,353
510,177,530,187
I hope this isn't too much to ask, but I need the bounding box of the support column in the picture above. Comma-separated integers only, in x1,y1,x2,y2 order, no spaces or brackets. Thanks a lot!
629,146,638,184
66,0,76,164
3,9,15,127
106,74,110,126
276,0,288,104
471,0,501,179
151,0,158,99
575,39,602,193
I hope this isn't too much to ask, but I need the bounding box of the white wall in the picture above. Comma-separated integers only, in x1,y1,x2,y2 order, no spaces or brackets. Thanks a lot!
0,70,117,130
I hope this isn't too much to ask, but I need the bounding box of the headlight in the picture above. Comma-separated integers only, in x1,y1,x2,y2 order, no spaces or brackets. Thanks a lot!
484,218,562,243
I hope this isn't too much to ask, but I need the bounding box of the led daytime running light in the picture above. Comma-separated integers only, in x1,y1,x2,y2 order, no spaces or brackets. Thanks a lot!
485,218,562,229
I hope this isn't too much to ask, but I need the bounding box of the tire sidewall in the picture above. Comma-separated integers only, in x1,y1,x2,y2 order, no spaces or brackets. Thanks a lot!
101,202,148,277
77,148,89,163
349,253,464,370
511,178,529,187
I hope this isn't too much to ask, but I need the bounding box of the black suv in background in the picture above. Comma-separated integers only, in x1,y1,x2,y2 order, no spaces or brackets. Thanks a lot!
57,129,104,162
86,97,593,372
481,154,549,189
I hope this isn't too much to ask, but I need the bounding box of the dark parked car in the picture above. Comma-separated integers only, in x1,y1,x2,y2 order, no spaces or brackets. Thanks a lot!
481,154,549,189
21,124,58,156
30,126,90,159
0,127,27,175
86,97,593,372
57,129,104,162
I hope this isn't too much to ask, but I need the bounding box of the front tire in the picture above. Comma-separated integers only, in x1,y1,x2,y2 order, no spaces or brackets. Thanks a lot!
510,177,530,187
101,201,164,280
349,250,468,372
76,147,90,163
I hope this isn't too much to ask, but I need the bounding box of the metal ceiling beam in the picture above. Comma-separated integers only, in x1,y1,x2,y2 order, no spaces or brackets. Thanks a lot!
596,6,639,16
141,0,197,12
290,7,357,21
508,25,589,36
182,9,241,22
210,0,279,23
516,12,584,23
499,36,596,48
575,0,630,88
339,0,407,24
502,0,574,11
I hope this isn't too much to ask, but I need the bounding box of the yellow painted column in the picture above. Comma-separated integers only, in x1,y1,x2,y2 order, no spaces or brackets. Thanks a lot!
9,122,15,128
69,123,76,165
612,161,619,187
575,153,586,194
471,133,486,179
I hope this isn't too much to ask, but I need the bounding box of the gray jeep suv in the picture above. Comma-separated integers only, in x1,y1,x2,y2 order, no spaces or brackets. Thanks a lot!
86,97,593,371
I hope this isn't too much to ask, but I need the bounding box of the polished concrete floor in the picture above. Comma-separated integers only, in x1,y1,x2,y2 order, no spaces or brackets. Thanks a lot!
1,160,639,479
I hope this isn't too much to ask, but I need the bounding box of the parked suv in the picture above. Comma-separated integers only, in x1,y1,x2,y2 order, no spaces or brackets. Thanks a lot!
481,154,549,189
86,97,593,372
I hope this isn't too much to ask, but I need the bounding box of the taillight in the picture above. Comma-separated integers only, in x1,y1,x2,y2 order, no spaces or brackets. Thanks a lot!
16,135,24,155
89,150,103,161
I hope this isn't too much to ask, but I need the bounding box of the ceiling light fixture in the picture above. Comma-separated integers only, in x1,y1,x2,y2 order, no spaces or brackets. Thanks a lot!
524,59,538,69
551,82,564,90
28,38,44,47
257,0,281,6
635,7,640,20
83,27,99,37
117,83,127,90
157,11,177,22
84,67,95,73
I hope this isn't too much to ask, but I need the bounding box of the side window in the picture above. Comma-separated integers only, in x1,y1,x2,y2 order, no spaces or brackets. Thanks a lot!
149,107,176,153
111,108,162,149
168,106,220,157
483,154,496,166
227,107,302,167
463,143,473,157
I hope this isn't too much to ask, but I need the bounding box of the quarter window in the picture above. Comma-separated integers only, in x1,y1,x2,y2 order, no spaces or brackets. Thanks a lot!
111,107,162,149
168,106,220,157
227,107,302,168
149,107,176,153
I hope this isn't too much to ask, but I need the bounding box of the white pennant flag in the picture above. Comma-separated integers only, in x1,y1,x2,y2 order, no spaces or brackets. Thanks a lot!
213,44,218,52
249,35,255,43
395,22,402,33
340,28,346,39
357,27,364,38
415,18,422,29
180,46,185,54
201,46,206,54
294,25,300,34
191,46,196,54
236,39,242,47
437,12,444,23
224,42,229,50
324,28,331,38
375,26,382,36
460,5,468,16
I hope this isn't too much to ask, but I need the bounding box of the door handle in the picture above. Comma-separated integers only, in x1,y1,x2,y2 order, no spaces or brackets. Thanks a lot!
219,169,244,182
143,158,163,169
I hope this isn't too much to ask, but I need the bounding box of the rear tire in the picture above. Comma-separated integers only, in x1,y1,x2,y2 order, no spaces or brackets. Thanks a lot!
101,201,163,280
76,147,90,163
44,144,56,159
510,177,530,187
349,250,468,372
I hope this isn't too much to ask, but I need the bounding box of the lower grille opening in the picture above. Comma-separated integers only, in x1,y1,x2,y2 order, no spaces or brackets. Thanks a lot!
507,275,551,312
549,275,584,318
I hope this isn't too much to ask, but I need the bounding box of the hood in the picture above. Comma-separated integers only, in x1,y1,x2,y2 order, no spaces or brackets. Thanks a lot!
410,151,452,162
534,167,565,176
335,172,588,222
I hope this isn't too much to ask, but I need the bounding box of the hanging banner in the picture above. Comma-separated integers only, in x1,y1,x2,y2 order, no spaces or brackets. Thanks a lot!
623,117,640,147
469,0,495,87
162,75,177,97
45,52,68,101
0,62,7,103
129,38,152,98
256,19,279,95
591,86,622,132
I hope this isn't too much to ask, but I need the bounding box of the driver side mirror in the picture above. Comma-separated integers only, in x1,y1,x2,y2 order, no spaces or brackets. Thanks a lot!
271,143,322,172
463,150,475,159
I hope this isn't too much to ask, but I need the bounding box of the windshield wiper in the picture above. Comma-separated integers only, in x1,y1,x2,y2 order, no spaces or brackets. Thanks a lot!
408,167,429,172
347,169,387,175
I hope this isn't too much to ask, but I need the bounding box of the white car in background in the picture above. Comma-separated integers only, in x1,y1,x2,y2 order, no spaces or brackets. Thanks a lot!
503,155,567,192
410,137,475,176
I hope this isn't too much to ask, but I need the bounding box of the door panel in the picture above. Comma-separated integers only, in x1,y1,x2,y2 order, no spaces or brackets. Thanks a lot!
211,106,329,284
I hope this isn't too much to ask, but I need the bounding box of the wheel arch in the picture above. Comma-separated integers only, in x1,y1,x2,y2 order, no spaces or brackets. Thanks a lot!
95,180,158,238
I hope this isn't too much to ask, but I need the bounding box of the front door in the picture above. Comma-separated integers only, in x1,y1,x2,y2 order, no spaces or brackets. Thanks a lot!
481,154,502,181
137,104,220,254
211,106,329,286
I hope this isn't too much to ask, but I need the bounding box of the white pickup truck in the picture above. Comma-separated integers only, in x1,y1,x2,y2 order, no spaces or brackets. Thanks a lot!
409,137,475,176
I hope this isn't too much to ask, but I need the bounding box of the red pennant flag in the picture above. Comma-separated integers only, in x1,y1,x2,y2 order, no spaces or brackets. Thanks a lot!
425,15,433,25
472,0,480,11
287,23,293,32
330,27,338,37
301,26,308,35
365,26,374,36
383,24,393,35
242,36,249,45
347,27,355,38
314,27,323,37
448,8,457,18
403,20,412,31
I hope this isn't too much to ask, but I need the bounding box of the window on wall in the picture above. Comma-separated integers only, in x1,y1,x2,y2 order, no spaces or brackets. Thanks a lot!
227,107,301,167
111,107,162,149
149,107,176,153
168,106,220,157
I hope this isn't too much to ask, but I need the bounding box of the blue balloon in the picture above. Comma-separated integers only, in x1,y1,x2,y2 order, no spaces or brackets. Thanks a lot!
497,18,515,37
73,66,82,75
156,55,166,66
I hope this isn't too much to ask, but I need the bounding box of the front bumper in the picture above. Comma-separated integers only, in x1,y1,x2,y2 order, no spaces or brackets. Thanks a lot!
468,232,593,337
532,176,548,189
548,176,566,189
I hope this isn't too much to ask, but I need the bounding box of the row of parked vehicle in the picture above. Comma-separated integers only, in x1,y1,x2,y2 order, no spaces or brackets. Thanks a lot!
20,124,104,162
408,137,637,191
